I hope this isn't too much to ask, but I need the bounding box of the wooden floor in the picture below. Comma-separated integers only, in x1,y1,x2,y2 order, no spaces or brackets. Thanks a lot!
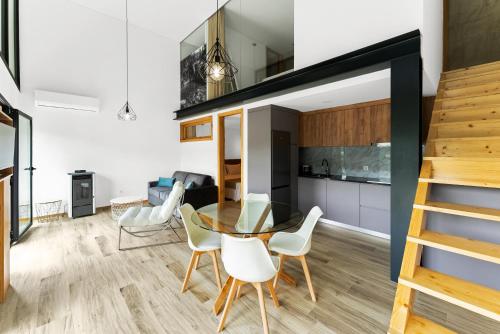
0,210,497,334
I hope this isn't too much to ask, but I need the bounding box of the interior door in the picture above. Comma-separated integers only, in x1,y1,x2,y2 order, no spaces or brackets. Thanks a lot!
11,110,33,242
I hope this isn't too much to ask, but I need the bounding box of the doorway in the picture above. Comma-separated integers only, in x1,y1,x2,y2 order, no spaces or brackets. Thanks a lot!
217,109,243,204
11,110,33,242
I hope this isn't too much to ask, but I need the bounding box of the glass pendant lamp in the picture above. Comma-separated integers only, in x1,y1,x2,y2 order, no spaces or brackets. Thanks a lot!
118,0,137,121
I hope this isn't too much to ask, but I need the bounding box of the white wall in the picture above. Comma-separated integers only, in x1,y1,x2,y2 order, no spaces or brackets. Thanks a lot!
19,0,180,209
294,0,443,95
224,116,241,159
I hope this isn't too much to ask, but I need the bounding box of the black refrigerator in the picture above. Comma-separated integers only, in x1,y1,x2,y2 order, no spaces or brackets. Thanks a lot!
271,130,291,204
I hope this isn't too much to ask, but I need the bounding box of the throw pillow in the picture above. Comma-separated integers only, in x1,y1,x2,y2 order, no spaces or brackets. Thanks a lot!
185,181,196,190
158,177,176,187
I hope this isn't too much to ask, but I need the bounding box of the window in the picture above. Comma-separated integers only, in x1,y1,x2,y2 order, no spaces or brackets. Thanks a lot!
180,116,213,142
0,0,19,87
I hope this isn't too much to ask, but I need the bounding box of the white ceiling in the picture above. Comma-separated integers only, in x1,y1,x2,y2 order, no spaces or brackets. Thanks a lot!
70,0,230,41
245,69,391,112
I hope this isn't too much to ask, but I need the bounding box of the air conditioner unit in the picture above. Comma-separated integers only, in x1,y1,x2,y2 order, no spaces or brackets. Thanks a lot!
34,90,100,113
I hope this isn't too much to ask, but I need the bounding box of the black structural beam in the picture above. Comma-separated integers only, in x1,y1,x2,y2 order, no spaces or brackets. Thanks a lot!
174,30,420,119
390,53,422,281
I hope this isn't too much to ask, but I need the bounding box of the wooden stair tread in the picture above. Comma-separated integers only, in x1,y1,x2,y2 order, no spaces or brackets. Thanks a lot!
399,267,500,321
407,231,500,264
404,314,456,334
414,201,500,222
419,156,500,188
443,61,500,81
430,118,500,127
437,87,500,102
429,136,500,142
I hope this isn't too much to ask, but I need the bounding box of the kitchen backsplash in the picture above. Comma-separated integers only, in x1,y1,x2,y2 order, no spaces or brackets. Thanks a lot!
299,144,391,180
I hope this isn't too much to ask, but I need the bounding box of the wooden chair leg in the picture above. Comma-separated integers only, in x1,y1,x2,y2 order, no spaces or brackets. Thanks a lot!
181,251,199,293
273,254,285,288
194,252,201,270
217,278,239,333
266,280,279,308
210,250,222,291
236,285,242,300
255,282,269,334
299,255,316,302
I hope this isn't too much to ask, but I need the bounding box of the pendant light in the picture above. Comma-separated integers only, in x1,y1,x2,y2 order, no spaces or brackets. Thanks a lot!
118,0,137,121
201,0,238,82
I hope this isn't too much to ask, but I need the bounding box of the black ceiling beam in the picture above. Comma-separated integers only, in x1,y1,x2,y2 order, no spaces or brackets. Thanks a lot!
174,29,420,119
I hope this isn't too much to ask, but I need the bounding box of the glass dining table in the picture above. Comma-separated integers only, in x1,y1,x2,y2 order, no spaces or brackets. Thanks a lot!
192,200,304,235
192,200,305,315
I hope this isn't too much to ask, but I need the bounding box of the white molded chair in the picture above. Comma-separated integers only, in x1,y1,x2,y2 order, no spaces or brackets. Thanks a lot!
118,181,185,250
268,206,323,302
217,234,280,334
235,193,274,234
179,203,222,293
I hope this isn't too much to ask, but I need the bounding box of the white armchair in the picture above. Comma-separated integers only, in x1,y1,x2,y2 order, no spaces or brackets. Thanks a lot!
117,181,185,250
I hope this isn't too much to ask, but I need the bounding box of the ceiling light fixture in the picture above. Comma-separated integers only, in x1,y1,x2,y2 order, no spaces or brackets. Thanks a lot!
118,0,137,121
200,0,238,82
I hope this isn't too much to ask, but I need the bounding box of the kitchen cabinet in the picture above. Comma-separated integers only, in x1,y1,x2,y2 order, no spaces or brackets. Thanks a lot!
298,99,391,147
359,183,391,234
326,180,360,227
298,177,391,236
298,177,327,214
344,108,371,146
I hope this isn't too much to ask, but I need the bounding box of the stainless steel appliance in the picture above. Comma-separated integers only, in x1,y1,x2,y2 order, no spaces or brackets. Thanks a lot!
271,130,291,204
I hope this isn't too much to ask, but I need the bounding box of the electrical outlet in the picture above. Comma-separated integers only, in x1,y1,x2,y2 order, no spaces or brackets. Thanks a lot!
363,165,369,171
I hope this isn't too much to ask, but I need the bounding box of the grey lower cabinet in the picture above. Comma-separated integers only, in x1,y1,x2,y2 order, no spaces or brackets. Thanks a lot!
298,177,327,214
298,177,391,236
359,184,391,234
326,180,360,227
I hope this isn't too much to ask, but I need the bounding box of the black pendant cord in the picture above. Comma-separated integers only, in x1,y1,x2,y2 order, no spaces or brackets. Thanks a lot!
125,0,129,104
216,0,219,42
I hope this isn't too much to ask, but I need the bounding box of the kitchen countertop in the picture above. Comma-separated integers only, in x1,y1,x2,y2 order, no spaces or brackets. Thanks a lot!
299,174,391,185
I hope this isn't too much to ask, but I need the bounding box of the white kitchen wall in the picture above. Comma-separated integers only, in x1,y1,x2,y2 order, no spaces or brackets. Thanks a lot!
294,0,442,95
18,0,180,209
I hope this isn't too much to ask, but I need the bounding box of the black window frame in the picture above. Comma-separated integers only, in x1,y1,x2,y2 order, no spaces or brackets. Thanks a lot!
0,0,20,89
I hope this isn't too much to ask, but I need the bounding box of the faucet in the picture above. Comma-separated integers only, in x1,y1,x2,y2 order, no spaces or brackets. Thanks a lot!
321,159,329,176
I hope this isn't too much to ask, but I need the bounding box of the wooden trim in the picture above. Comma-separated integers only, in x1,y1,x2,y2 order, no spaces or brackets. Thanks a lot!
179,115,213,143
217,109,243,203
443,0,449,72
0,107,13,126
0,177,11,303
0,168,13,182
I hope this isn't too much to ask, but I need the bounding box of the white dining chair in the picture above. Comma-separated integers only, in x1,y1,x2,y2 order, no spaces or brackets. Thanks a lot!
179,203,222,293
268,206,323,302
217,234,280,334
235,193,274,234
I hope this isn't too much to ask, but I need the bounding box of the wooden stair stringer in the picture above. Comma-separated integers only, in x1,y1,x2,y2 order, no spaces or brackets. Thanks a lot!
388,60,500,333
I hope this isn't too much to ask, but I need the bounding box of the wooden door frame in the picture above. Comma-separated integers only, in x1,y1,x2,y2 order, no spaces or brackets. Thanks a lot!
217,109,244,203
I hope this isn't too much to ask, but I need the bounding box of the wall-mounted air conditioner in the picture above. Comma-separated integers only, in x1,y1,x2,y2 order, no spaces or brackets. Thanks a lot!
34,90,100,113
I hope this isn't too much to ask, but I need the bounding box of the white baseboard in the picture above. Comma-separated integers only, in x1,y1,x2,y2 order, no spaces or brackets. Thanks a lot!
319,218,390,240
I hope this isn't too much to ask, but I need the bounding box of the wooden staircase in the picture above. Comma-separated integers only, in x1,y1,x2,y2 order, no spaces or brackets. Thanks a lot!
388,60,500,333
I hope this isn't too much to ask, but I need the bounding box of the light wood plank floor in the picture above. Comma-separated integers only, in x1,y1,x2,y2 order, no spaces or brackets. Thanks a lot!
0,210,497,333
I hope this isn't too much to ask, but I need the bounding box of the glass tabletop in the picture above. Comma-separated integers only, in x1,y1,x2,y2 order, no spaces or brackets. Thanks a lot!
193,201,304,235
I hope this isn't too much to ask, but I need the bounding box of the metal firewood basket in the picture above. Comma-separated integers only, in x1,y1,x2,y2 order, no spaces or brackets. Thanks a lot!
36,200,62,223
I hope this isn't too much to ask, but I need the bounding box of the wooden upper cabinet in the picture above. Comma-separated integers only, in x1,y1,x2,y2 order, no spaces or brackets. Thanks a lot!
322,109,344,146
370,103,391,143
299,99,391,147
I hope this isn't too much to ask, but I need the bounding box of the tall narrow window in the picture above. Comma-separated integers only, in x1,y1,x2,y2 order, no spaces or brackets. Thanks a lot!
0,0,19,87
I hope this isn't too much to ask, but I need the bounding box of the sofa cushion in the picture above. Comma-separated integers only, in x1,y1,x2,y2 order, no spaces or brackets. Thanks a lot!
185,173,212,187
158,177,176,187
172,171,189,184
149,186,171,198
